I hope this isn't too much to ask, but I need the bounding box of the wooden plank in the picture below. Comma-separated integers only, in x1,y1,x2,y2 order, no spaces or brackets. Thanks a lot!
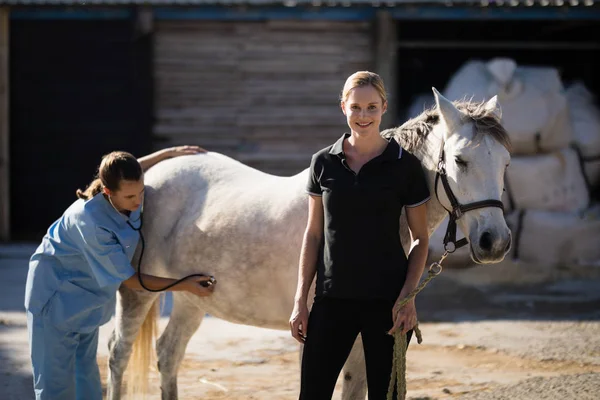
157,107,240,119
0,8,9,240
153,125,238,137
239,59,341,74
237,152,313,162
156,21,238,32
265,20,370,32
243,127,342,140
153,19,373,176
242,140,337,154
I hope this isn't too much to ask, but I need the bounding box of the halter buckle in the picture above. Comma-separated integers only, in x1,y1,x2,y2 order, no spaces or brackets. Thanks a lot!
437,160,446,172
451,207,463,219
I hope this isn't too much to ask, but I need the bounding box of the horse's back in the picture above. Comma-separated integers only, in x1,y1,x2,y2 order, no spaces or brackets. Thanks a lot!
137,152,309,327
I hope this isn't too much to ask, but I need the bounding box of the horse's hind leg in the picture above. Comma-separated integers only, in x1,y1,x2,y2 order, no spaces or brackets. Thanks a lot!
107,286,160,400
341,335,368,400
157,292,206,400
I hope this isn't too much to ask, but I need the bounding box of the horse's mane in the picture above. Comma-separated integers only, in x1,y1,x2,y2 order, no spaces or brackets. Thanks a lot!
382,98,512,153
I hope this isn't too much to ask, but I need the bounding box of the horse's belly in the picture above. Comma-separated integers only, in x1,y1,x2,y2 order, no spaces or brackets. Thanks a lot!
201,284,295,331
180,244,300,331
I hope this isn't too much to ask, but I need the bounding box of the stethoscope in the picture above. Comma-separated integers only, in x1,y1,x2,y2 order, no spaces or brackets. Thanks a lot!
108,194,216,292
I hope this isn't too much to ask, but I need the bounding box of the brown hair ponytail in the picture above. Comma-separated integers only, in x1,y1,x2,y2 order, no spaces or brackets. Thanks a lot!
76,178,103,200
76,151,143,200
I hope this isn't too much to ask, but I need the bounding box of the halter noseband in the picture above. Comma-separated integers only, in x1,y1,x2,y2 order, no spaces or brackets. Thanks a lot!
434,138,505,253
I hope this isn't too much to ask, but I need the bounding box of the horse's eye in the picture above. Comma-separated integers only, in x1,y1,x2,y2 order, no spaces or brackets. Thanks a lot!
455,157,468,167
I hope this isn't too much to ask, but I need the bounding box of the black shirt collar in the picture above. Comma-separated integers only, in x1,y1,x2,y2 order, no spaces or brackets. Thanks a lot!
329,133,403,160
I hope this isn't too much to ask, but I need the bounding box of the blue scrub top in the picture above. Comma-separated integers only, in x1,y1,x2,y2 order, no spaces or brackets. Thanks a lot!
24,192,141,333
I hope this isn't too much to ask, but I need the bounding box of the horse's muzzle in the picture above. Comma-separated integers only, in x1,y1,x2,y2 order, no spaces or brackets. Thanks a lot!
470,229,512,264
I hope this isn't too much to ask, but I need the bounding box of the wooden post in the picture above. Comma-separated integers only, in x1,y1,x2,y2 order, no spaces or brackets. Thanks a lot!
374,10,397,130
0,7,9,241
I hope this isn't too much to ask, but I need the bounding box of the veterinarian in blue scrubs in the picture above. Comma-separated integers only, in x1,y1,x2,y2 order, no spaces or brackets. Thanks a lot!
25,147,216,400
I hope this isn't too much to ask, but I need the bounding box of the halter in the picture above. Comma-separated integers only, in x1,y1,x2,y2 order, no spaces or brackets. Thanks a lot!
434,138,505,253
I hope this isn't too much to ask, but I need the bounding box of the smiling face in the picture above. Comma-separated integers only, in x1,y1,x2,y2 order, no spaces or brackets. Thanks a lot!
341,84,387,137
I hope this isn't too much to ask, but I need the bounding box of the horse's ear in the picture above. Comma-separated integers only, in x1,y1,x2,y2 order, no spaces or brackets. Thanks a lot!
432,87,463,139
484,95,502,120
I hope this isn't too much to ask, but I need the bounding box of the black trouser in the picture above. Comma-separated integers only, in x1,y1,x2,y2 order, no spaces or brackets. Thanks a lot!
299,296,412,400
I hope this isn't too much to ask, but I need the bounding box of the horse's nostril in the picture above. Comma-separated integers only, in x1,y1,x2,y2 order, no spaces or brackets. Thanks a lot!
479,231,493,252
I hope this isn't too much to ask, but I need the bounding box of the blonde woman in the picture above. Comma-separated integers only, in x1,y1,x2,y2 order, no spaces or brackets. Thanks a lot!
289,72,430,399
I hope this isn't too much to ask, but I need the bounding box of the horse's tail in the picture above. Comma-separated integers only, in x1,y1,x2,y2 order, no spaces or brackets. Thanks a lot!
126,296,160,399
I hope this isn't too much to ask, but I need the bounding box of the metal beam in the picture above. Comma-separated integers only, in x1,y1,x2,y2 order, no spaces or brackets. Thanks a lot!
0,7,9,241
10,9,133,20
375,10,398,130
389,6,600,20
397,40,600,50
8,6,600,22
153,6,375,20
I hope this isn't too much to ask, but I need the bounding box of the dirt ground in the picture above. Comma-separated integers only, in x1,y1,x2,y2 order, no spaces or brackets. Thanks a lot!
2,245,600,399
95,319,600,400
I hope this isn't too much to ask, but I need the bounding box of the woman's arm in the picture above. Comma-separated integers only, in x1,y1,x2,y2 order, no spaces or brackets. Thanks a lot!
400,203,430,298
137,145,206,172
289,195,324,343
389,202,429,334
122,273,215,297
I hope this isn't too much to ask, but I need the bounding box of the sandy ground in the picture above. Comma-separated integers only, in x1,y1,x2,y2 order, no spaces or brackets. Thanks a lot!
2,243,600,400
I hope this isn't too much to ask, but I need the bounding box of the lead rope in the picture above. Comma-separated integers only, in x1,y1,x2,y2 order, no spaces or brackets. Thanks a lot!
386,251,448,400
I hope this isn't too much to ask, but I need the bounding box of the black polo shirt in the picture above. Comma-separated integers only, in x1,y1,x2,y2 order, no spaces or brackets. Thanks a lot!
307,133,430,302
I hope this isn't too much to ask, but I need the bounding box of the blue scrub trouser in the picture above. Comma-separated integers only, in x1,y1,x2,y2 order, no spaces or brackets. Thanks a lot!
27,311,103,400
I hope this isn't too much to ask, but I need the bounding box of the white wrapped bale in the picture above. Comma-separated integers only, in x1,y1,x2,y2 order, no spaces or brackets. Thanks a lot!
502,147,590,213
443,58,573,154
565,81,600,188
585,161,600,191
506,205,600,267
566,81,600,157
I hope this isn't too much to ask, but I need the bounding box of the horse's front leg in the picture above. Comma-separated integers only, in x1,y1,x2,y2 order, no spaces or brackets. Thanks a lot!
157,292,206,400
341,334,368,400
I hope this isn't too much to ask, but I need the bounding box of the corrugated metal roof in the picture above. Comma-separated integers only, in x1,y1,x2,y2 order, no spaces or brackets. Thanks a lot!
0,0,594,5
0,0,422,4
3,0,432,4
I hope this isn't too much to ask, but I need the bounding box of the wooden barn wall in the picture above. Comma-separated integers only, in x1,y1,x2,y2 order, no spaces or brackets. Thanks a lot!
154,20,372,176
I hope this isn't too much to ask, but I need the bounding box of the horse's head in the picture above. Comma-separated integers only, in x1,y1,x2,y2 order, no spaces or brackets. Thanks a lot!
431,87,512,264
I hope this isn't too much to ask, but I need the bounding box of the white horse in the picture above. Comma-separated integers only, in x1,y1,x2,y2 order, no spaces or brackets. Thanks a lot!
106,88,512,400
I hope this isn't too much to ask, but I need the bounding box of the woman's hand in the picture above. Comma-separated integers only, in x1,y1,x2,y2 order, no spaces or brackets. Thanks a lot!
388,298,417,335
138,145,207,172
289,299,309,343
165,145,206,158
181,275,216,298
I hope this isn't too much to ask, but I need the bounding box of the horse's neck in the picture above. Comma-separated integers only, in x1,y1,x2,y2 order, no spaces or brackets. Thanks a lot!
410,131,449,236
